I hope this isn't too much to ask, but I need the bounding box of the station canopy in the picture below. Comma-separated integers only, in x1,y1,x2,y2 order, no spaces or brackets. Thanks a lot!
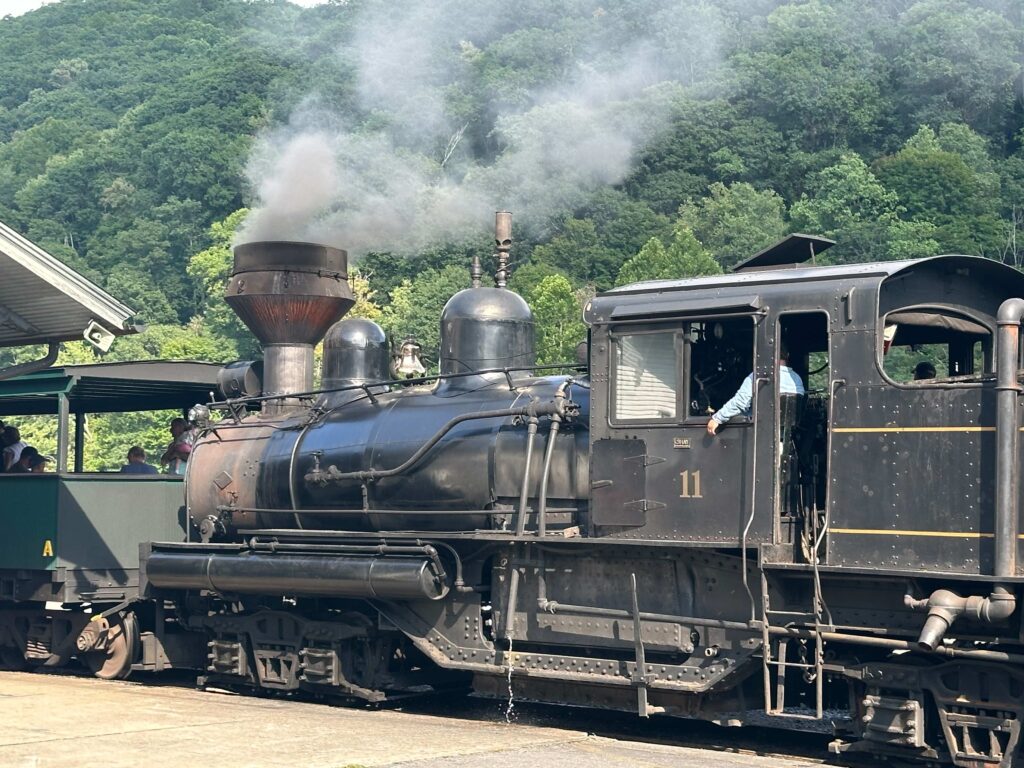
0,220,136,348
0,361,223,416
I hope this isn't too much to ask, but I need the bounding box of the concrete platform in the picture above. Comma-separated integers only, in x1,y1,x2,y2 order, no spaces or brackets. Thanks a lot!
0,672,824,767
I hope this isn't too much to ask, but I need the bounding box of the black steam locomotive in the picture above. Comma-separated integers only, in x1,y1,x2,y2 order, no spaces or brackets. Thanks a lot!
127,214,1024,767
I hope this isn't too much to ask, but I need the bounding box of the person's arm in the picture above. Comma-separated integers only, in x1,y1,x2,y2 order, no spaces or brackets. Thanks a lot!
2,448,12,472
162,438,193,465
707,374,753,434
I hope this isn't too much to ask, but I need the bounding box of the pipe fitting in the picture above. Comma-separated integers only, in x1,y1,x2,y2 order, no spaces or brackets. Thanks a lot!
905,586,1017,650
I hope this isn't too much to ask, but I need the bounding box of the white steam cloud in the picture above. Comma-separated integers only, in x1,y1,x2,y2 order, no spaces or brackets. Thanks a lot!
238,0,726,254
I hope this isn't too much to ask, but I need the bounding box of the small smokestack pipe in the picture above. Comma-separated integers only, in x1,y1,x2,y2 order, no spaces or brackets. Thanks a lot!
494,211,512,288
226,241,354,415
470,254,483,289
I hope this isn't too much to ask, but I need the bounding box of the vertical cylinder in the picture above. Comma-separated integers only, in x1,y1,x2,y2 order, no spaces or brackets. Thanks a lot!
495,211,512,246
56,392,69,473
494,211,512,289
262,344,314,416
995,298,1024,577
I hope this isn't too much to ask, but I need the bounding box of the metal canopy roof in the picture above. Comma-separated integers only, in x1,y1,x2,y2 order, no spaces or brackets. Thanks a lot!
0,361,222,416
0,221,136,348
731,233,835,272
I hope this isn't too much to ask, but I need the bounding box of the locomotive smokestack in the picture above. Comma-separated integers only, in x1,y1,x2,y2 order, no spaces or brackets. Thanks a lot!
226,241,354,414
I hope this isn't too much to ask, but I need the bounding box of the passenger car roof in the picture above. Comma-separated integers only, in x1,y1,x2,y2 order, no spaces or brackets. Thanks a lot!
0,361,221,416
0,221,135,348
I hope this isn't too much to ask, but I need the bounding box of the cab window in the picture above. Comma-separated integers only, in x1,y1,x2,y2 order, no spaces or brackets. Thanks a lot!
613,332,679,422
687,317,755,418
881,307,992,383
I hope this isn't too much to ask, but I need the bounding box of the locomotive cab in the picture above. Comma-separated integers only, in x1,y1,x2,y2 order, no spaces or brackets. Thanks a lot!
585,238,1024,578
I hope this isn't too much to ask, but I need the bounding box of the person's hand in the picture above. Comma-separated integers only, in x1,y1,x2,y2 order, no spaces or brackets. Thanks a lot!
706,418,719,436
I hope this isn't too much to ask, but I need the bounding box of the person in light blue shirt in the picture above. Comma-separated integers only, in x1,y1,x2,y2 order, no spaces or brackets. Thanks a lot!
707,344,805,436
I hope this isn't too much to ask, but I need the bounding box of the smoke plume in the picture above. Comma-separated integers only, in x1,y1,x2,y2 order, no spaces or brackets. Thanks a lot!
238,0,728,254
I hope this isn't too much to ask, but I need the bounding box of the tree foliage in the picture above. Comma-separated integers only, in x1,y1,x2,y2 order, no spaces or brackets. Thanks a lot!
616,226,722,286
678,182,788,269
529,275,587,366
0,0,1023,466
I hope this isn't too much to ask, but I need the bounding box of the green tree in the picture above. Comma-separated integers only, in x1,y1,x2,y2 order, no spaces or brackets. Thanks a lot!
186,209,257,356
379,264,469,369
731,1,883,150
530,274,586,366
616,226,722,286
790,153,939,262
508,260,568,299
678,182,789,269
873,125,1004,256
890,0,1021,129
531,218,620,289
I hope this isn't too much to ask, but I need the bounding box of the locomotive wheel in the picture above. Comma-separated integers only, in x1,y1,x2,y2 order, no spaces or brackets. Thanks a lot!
82,613,138,680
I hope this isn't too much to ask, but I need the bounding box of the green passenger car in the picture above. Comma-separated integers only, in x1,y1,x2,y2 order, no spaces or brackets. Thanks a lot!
0,361,220,674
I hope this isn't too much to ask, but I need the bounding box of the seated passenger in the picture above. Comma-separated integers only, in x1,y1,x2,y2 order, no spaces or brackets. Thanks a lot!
120,446,158,475
29,454,50,473
160,418,193,475
707,343,805,436
913,361,936,380
2,427,27,472
8,446,39,474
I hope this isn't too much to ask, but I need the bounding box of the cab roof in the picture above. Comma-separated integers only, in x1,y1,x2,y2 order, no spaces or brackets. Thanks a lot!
586,255,1024,325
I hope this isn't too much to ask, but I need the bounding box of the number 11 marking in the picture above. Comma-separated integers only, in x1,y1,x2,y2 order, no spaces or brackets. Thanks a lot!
680,470,703,499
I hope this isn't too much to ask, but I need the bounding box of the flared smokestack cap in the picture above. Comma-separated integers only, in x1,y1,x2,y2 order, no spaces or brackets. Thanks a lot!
226,241,354,345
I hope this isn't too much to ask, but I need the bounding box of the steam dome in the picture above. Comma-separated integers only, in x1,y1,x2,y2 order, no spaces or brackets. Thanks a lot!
322,317,389,390
439,287,535,382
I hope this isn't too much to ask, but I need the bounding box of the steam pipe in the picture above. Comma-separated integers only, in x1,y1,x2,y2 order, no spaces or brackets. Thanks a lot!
515,417,539,536
537,420,560,538
995,297,1024,579
531,595,1024,664
494,211,512,288
905,298,1024,649
146,550,449,600
537,378,573,538
504,564,521,640
210,362,586,410
904,588,1017,650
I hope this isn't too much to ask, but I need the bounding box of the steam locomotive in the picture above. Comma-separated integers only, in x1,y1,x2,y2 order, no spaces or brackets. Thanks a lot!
106,213,1024,767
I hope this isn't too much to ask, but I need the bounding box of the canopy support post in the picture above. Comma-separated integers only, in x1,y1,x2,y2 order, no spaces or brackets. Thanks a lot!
74,411,85,473
56,392,69,473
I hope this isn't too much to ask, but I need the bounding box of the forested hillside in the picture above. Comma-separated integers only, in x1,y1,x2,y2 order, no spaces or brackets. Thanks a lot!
0,0,1022,466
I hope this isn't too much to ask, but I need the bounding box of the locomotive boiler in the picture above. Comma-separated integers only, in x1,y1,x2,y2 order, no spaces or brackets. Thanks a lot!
138,216,1024,768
